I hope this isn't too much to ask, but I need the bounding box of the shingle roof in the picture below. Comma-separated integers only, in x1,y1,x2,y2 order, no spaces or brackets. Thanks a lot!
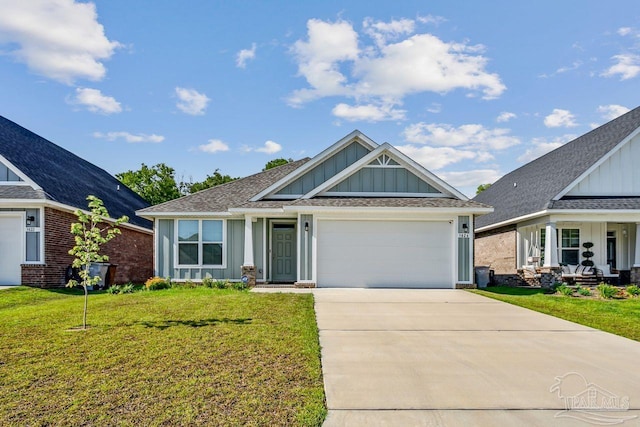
549,197,640,210
137,158,311,214
0,116,151,229
285,197,490,209
0,185,47,199
474,106,640,229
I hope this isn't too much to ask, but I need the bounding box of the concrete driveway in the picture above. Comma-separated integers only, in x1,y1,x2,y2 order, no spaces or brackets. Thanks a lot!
315,289,640,426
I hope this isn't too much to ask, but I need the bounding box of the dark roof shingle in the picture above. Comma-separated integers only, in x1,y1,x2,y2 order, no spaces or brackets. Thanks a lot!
0,116,151,228
474,106,640,229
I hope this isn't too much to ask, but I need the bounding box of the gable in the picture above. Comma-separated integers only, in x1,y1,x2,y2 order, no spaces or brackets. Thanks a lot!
273,141,371,197
0,160,23,182
326,154,440,195
565,132,640,196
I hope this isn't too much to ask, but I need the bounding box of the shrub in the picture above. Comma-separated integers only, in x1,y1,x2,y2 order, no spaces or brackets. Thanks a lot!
202,277,215,288
626,285,640,297
145,276,171,291
171,280,198,289
121,283,135,294
556,284,574,296
232,281,248,291
596,283,617,299
577,286,591,296
106,285,121,294
215,280,229,289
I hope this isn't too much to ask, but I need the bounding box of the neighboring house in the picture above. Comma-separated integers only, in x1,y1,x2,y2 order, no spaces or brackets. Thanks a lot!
137,131,491,288
474,106,640,286
0,116,153,287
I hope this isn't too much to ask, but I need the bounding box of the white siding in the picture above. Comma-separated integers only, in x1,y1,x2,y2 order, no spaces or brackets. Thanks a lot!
567,134,640,196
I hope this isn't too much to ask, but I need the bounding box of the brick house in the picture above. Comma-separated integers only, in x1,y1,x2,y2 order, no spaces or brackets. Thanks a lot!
474,106,640,286
0,116,153,287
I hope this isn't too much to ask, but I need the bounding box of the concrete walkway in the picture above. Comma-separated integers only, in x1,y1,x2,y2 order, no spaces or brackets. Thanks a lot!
313,289,640,426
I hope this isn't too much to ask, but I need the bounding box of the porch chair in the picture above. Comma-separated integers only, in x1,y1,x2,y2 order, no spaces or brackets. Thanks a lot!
595,265,619,285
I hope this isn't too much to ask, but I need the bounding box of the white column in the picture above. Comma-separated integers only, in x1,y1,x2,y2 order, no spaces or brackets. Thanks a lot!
544,222,559,267
243,215,254,267
634,223,640,267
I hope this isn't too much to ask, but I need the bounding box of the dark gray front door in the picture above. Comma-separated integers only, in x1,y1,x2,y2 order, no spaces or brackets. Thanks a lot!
272,224,296,282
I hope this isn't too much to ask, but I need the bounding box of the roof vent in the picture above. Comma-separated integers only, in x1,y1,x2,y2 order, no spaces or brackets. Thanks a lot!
117,184,120,191
513,182,517,187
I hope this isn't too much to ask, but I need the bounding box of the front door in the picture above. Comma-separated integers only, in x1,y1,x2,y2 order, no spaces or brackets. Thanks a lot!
272,224,296,282
607,231,617,269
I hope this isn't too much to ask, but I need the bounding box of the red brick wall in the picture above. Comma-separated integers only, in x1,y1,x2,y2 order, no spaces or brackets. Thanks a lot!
21,207,153,288
474,225,517,274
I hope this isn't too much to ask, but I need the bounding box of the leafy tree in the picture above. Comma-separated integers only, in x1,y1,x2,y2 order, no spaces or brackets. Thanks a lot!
263,158,293,171
67,196,128,330
181,169,237,194
116,163,181,205
476,183,492,195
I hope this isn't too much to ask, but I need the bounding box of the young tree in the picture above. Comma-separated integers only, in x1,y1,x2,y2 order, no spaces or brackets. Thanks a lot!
67,196,128,330
116,163,181,205
263,158,293,171
476,183,492,195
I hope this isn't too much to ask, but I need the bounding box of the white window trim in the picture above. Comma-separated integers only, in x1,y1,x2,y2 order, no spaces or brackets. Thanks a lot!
23,207,44,264
174,219,227,269
559,227,581,265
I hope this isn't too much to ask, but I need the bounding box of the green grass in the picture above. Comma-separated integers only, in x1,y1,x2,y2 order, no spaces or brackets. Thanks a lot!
471,287,640,341
0,286,326,426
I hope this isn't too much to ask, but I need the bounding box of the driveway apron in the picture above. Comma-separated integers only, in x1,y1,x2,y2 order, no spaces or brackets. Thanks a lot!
315,289,640,426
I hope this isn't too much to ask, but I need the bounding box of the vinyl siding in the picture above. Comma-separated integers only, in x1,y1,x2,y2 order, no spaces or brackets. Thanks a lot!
327,167,439,194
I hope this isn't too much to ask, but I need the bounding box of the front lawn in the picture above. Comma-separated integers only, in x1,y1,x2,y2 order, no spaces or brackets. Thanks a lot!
0,286,326,426
471,286,640,341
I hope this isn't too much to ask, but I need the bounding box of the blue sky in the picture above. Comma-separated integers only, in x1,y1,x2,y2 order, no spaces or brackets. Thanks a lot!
1,0,639,197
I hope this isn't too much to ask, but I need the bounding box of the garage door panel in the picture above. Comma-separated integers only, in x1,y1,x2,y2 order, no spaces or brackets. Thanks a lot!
317,220,452,288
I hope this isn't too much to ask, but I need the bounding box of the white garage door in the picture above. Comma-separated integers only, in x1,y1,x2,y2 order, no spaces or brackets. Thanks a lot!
0,215,23,285
316,220,453,288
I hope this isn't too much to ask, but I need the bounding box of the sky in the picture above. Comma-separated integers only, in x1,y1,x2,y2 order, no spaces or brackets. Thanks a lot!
1,1,639,198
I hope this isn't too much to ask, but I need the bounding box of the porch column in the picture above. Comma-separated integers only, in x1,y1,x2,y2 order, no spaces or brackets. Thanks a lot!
241,215,256,287
634,223,640,267
543,222,559,267
243,215,254,266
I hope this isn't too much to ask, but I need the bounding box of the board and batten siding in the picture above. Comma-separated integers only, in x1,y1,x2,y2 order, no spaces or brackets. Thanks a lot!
567,133,640,196
276,141,370,195
156,218,247,280
327,168,439,194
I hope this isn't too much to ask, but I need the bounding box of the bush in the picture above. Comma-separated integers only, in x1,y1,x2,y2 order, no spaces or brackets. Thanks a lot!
106,285,121,294
577,286,591,296
596,283,617,299
556,284,574,296
171,280,198,289
145,276,171,291
215,280,229,289
202,277,215,288
232,281,248,291
626,285,640,297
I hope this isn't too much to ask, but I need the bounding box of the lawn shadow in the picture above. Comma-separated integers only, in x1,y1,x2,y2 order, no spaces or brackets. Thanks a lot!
480,286,546,296
135,318,252,330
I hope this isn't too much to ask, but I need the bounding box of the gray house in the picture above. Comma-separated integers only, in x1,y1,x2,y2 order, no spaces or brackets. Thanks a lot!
138,131,491,288
474,106,640,286
0,115,153,287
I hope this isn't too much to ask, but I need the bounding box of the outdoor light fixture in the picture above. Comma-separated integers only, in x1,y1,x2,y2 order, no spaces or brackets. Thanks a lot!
26,215,35,225
462,223,469,232
304,222,309,232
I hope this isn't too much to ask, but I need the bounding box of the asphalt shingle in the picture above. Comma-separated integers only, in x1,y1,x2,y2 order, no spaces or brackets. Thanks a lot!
473,106,640,229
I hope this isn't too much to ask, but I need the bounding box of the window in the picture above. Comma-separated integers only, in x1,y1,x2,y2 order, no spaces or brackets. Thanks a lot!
177,219,224,266
539,228,546,265
560,228,580,264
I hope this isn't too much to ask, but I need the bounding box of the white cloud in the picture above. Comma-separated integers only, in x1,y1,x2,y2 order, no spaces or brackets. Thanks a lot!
256,140,282,154
438,169,503,189
0,0,120,84
236,43,256,68
496,112,516,123
93,131,164,143
427,103,442,113
69,87,121,114
602,54,640,80
403,123,520,150
396,145,476,170
516,134,576,163
598,104,630,121
618,27,633,36
544,109,578,128
332,102,406,121
198,139,229,153
287,17,505,120
416,15,447,26
175,87,210,115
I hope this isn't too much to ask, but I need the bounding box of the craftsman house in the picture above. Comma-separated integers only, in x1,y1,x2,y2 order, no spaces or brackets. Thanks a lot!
0,116,153,287
138,130,492,288
474,106,640,286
